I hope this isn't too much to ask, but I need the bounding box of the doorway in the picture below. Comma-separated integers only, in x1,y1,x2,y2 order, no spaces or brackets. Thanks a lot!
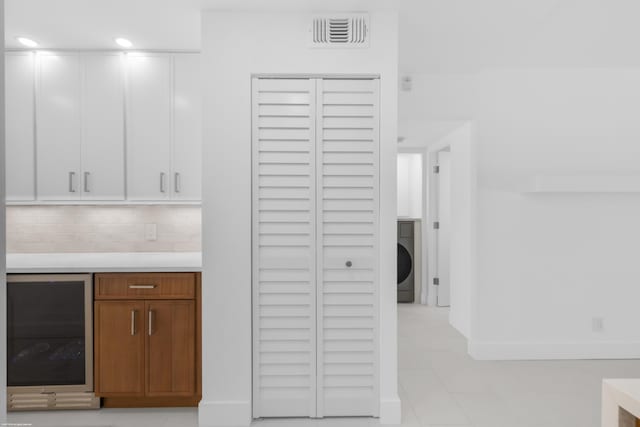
424,122,474,337
251,76,381,418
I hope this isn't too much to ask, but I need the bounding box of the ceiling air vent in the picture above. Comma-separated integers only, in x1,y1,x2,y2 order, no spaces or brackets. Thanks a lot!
311,14,370,48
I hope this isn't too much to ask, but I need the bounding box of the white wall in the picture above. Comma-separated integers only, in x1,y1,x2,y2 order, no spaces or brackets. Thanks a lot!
398,73,476,148
400,0,640,360
397,153,422,218
397,156,409,215
469,68,640,359
417,69,640,359
200,10,399,426
0,0,6,420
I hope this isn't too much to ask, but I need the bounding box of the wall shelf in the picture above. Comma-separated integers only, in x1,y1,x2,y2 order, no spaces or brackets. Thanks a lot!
524,175,640,193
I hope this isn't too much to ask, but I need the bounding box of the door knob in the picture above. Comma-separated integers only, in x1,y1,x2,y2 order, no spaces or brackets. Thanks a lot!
345,261,353,268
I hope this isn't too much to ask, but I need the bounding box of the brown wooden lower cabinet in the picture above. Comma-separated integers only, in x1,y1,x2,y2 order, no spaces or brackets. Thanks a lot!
94,272,201,407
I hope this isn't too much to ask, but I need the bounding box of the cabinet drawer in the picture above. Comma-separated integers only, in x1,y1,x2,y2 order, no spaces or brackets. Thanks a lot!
95,273,196,300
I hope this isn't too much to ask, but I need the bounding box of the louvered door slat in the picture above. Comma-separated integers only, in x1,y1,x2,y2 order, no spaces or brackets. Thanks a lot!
317,79,379,417
322,79,377,93
253,78,317,418
324,105,375,117
323,92,376,105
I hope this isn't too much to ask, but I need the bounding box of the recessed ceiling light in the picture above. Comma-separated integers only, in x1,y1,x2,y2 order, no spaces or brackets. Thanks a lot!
115,38,133,48
16,37,38,48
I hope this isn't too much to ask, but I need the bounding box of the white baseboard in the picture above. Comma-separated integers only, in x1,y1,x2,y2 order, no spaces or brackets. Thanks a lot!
469,340,640,360
198,400,252,427
379,396,402,425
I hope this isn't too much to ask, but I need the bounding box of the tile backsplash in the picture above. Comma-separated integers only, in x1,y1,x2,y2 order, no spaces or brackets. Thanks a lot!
6,206,201,253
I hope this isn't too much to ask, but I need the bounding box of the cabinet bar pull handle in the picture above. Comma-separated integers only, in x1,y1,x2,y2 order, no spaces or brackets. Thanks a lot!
129,285,157,289
69,172,76,193
160,172,167,193
131,310,137,336
175,172,181,193
84,172,90,192
148,310,153,336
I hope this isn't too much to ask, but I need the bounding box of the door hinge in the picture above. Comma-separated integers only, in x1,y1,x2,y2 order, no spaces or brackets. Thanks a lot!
433,277,440,286
433,165,440,174
433,221,440,230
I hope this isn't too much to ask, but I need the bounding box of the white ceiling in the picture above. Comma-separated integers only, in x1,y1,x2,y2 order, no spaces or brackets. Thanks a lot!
3,0,563,73
4,0,397,52
5,0,204,52
7,0,640,73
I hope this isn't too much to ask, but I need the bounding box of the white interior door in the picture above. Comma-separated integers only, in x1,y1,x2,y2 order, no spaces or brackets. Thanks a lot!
316,79,379,417
36,53,82,200
436,150,451,307
252,78,317,418
5,52,35,201
81,54,125,200
252,77,379,419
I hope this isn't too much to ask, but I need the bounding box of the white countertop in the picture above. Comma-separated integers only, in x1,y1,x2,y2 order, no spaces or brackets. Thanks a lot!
602,379,640,426
6,252,202,273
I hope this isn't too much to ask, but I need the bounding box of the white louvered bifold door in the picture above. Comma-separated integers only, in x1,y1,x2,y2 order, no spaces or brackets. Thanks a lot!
253,78,317,418
253,77,379,419
316,79,379,417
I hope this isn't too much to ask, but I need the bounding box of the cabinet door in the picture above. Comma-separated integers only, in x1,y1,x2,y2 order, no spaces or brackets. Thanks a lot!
172,54,202,201
145,300,196,396
5,52,36,201
36,53,82,200
95,301,145,396
81,54,125,200
126,54,172,201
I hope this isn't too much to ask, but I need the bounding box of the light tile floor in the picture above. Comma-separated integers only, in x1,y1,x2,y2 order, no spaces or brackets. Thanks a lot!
7,304,639,427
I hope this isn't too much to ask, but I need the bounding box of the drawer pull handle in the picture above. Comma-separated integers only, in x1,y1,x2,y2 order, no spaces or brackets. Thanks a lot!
148,310,154,336
129,285,157,289
131,310,137,336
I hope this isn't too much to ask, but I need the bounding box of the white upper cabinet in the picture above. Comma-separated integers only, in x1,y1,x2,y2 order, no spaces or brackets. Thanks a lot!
127,53,201,202
36,53,125,201
172,54,202,201
81,54,125,200
126,54,173,201
5,51,201,203
36,53,82,200
5,52,35,201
